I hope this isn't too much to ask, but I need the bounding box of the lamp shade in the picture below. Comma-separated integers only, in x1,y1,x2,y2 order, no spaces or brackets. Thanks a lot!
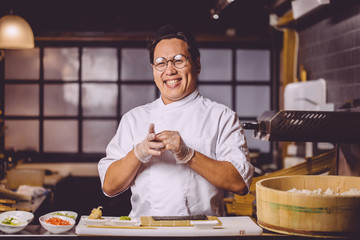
0,14,34,49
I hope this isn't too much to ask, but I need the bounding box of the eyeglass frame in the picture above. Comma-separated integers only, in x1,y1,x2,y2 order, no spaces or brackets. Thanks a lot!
152,54,191,72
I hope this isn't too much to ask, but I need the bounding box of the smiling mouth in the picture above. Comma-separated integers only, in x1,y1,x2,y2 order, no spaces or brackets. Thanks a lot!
165,79,181,87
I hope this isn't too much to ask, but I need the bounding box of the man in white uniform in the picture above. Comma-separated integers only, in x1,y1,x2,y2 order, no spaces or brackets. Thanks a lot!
98,24,254,217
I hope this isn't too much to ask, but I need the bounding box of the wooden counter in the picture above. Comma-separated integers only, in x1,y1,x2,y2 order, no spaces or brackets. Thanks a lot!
12,194,49,213
0,226,357,240
0,215,356,240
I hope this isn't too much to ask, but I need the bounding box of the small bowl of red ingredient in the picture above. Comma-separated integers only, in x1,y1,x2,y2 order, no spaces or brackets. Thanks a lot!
39,215,75,234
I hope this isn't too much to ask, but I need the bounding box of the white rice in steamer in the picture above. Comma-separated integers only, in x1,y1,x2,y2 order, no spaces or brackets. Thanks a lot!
287,187,360,195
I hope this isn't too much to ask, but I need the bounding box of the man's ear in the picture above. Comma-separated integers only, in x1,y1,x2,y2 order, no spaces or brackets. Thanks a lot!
196,58,201,74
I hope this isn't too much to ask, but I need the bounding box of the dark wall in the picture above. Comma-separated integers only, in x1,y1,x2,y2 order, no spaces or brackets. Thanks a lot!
297,1,360,109
53,177,132,218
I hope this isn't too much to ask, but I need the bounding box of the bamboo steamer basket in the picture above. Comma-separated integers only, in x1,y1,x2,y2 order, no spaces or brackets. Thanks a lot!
256,175,360,237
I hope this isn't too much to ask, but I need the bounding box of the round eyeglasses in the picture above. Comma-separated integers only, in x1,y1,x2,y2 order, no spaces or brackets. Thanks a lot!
153,54,190,72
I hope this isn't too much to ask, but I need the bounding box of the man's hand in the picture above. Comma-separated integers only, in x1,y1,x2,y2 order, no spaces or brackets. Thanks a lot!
134,124,164,163
155,131,194,164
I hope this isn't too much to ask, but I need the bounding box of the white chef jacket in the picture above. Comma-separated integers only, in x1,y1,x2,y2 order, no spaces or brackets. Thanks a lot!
98,90,254,217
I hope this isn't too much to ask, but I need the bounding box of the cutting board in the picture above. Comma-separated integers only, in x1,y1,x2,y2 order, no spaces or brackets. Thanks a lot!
75,216,263,236
0,187,31,201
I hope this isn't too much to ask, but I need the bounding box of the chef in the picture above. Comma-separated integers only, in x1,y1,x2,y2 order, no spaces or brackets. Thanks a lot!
98,24,254,217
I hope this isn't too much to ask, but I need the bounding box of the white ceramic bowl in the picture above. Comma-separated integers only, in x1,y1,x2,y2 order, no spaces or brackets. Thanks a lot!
190,220,219,229
0,211,34,233
109,218,140,227
44,211,78,220
39,215,75,234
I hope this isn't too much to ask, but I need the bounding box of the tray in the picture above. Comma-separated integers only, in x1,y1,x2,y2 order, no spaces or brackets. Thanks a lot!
75,216,263,237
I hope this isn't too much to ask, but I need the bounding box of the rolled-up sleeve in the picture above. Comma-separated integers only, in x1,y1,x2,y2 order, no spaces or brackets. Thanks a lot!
216,111,254,193
98,114,134,191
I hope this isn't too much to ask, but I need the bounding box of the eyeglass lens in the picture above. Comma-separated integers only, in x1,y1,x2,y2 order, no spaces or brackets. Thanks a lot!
154,54,188,71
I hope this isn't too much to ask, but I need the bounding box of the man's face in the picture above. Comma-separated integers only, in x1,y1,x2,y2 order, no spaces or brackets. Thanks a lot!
152,38,199,105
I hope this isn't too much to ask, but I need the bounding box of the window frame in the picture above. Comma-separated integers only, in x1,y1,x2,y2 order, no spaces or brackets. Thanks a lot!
0,40,279,164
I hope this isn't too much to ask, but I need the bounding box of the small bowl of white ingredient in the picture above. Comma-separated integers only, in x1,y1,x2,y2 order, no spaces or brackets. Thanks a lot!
0,211,34,233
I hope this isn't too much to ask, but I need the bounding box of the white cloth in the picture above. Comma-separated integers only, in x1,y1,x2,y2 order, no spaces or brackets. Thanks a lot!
98,90,254,217
16,185,47,198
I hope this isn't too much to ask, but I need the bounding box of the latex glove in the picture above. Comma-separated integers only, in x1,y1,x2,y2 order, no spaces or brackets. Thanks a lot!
134,124,164,163
155,131,194,164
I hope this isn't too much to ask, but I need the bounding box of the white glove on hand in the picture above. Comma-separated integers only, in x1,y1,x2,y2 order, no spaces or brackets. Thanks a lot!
156,131,194,164
134,124,164,163
174,139,194,164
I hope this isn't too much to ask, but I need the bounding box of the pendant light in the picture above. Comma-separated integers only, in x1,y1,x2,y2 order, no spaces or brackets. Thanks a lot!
0,12,34,50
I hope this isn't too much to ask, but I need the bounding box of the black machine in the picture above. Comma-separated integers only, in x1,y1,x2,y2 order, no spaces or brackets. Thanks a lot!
243,110,360,143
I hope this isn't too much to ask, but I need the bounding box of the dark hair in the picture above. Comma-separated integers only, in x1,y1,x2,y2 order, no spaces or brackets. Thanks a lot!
147,24,200,65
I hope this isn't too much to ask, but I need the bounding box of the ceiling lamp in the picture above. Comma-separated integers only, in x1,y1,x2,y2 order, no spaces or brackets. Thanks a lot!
210,0,235,20
0,13,34,49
